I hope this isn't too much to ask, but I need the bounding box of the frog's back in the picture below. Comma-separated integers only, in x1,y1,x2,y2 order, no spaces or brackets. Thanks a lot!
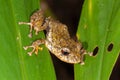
46,18,70,45
44,18,71,54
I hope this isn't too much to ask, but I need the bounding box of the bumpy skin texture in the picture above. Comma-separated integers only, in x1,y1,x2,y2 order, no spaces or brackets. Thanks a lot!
19,10,88,64
45,18,84,63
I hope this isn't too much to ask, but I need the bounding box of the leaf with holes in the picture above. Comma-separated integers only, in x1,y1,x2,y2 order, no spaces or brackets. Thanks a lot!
75,0,120,80
0,0,56,80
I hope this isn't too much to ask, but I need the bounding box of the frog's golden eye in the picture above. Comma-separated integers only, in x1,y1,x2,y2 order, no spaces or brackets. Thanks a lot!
61,48,70,55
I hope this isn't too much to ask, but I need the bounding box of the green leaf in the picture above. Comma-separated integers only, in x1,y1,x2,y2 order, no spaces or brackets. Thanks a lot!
0,0,56,80
75,0,120,80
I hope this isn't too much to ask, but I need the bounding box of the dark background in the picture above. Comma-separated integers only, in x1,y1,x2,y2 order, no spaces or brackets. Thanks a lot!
41,0,120,80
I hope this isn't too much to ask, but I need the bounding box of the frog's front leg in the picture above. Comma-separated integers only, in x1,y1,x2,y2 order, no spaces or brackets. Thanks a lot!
23,39,45,56
79,49,93,65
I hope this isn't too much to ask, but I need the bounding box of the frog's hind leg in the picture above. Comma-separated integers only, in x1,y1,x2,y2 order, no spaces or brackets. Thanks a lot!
23,39,45,56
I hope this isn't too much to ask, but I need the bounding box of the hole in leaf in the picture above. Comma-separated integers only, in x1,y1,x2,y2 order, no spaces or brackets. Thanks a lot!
107,43,113,52
93,46,99,56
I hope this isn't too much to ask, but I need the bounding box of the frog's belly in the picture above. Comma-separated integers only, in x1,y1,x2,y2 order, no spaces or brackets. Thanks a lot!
45,40,53,52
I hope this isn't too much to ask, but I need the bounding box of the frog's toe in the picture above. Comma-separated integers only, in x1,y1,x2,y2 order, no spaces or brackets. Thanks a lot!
28,33,32,38
80,61,85,65
23,46,29,50
88,52,93,56
28,52,33,56
35,46,43,55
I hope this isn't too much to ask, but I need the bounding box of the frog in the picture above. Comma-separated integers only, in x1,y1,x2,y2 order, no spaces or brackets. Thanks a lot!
19,10,92,64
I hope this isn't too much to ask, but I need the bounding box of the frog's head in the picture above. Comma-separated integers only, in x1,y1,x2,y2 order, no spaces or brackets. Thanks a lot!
55,43,85,64
19,9,47,38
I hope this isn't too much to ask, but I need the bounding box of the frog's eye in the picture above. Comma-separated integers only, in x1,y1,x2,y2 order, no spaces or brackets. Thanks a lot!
61,50,69,55
61,48,70,55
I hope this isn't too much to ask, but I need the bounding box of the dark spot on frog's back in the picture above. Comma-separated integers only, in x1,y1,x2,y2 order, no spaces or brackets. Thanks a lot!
41,18,46,26
45,26,50,34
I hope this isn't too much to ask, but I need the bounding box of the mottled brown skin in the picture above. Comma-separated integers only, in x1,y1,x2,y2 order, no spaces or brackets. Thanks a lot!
19,10,88,64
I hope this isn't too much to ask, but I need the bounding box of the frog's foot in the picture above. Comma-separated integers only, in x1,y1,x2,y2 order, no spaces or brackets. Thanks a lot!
23,45,43,56
81,48,93,56
23,39,45,56
18,22,33,38
88,52,93,56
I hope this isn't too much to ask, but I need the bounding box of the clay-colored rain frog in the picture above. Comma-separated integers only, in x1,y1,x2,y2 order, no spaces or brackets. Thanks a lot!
19,10,92,64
